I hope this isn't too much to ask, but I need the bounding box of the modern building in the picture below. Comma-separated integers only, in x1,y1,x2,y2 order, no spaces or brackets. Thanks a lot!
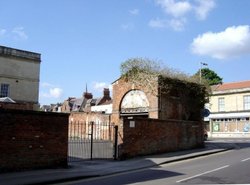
0,45,41,110
207,81,250,137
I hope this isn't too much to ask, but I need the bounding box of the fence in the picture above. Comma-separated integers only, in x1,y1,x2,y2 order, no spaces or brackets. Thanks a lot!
68,121,118,162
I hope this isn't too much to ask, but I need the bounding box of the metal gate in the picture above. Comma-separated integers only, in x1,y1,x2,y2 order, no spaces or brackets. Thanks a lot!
68,121,118,162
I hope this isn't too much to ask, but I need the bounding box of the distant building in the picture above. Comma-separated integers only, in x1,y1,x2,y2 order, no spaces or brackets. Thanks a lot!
208,80,250,137
59,88,113,125
61,88,112,113
91,100,112,114
0,45,41,110
60,97,77,112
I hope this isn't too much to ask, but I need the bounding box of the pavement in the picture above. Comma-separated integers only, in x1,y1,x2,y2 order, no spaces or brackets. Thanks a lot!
0,141,236,185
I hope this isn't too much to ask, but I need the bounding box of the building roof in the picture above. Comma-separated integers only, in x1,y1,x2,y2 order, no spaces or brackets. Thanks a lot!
212,80,250,91
0,45,41,62
0,97,16,103
72,97,84,111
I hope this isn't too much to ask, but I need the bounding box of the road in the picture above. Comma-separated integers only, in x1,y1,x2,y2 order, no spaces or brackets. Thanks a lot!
56,138,250,185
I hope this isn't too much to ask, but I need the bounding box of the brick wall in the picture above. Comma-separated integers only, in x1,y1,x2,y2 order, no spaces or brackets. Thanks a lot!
69,112,112,140
118,118,204,159
112,77,205,124
0,109,69,172
70,112,111,123
0,102,36,111
112,78,159,124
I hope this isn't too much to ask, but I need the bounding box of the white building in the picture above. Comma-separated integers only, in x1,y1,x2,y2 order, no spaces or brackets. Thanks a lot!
0,45,41,109
207,81,250,138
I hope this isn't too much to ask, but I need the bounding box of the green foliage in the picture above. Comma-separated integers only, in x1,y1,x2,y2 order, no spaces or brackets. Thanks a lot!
194,67,223,85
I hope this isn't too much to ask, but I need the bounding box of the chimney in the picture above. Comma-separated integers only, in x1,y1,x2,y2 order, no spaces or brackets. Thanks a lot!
103,88,111,100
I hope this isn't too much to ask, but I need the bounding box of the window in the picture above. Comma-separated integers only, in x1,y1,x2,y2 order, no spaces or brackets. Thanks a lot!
218,97,225,112
0,83,9,97
244,95,250,110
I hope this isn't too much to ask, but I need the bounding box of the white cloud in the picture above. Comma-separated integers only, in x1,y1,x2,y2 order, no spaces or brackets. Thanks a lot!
129,9,139,15
49,88,63,98
169,18,186,31
152,0,216,31
41,82,54,88
93,82,112,92
0,28,6,37
191,25,250,59
194,0,216,20
121,23,135,31
40,87,63,98
40,82,63,99
148,17,186,31
156,0,192,18
148,18,168,28
12,27,28,40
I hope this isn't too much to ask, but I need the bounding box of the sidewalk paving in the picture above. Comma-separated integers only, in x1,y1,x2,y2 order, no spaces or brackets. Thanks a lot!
0,142,234,185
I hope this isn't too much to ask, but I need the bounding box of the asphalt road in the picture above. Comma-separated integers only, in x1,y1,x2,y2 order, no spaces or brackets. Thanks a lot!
68,139,114,161
58,138,250,185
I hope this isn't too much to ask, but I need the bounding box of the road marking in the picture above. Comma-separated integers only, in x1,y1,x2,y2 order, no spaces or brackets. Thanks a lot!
176,165,230,183
241,158,250,162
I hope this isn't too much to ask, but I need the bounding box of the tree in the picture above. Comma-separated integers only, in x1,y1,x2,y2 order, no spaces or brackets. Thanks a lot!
194,68,223,85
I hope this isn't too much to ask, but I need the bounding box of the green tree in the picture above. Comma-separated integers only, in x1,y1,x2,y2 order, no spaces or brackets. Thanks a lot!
194,68,223,85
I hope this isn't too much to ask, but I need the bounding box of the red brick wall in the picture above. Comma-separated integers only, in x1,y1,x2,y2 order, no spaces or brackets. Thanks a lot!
112,77,205,124
70,112,111,123
69,112,112,140
118,118,204,159
112,78,159,124
0,109,69,172
0,102,35,111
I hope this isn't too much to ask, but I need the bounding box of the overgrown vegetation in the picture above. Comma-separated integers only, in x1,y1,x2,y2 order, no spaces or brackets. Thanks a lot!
120,57,209,105
120,58,192,82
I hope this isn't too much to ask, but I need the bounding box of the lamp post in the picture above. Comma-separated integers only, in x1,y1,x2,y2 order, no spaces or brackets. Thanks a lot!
199,62,208,83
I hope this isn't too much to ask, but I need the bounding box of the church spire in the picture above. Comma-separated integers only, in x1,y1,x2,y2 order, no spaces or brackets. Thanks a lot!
83,83,92,99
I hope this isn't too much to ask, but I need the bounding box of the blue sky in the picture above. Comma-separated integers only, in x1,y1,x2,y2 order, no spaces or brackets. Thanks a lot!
1,0,250,105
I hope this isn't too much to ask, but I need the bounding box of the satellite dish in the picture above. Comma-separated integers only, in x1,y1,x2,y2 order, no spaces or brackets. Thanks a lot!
202,109,210,117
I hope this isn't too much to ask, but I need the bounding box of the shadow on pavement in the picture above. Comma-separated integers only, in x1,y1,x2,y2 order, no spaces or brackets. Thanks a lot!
69,167,183,185
206,138,250,150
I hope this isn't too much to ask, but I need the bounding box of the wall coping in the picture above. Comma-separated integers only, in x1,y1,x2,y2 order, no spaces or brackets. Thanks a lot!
123,117,200,124
0,108,69,117
0,45,41,62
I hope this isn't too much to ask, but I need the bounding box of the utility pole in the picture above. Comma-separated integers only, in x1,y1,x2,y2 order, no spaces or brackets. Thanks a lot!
199,62,208,83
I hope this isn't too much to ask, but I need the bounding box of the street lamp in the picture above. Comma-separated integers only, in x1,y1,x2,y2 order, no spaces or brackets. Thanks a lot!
199,62,208,83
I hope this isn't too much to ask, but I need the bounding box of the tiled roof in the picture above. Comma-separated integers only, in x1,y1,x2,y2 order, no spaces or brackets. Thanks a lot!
212,80,250,91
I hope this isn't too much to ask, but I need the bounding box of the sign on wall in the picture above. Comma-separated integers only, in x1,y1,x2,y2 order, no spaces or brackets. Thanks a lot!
244,123,250,132
213,122,220,132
